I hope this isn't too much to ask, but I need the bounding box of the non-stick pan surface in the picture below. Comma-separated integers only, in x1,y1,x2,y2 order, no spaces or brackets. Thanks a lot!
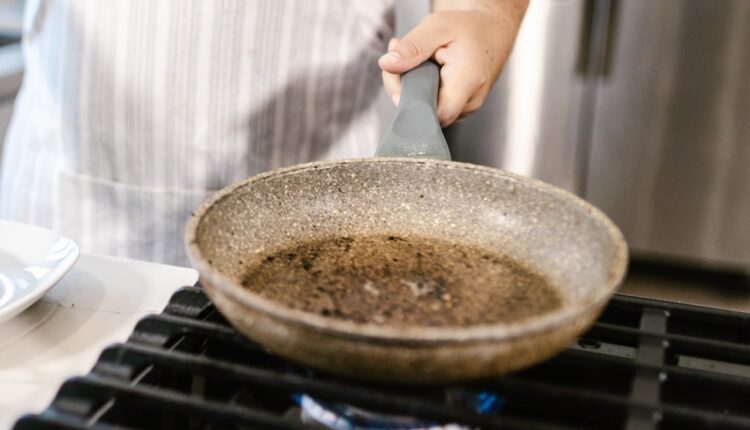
186,62,627,382
185,156,627,382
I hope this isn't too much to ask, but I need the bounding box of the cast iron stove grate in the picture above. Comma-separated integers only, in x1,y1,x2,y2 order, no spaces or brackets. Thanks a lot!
13,284,750,430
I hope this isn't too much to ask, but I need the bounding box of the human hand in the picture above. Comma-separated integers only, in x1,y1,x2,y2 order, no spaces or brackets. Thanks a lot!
379,0,528,127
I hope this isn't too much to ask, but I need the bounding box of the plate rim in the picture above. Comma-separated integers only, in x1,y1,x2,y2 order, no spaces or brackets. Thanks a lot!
0,220,80,324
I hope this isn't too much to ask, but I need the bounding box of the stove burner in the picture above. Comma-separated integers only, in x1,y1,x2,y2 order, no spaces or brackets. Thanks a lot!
299,394,468,430
298,390,503,430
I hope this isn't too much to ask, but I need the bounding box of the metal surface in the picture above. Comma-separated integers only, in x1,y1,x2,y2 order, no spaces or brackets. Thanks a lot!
620,259,750,315
574,0,616,196
448,0,750,270
585,0,750,269
447,0,588,194
14,286,750,429
185,158,627,382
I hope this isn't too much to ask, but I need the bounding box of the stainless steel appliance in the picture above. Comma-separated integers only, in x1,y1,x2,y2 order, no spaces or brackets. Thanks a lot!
448,0,750,271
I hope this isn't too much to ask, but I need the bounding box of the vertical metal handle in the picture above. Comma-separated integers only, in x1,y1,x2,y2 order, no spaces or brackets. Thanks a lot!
577,0,619,78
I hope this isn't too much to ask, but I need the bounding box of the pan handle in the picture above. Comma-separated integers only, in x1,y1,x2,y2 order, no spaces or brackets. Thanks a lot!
376,61,451,160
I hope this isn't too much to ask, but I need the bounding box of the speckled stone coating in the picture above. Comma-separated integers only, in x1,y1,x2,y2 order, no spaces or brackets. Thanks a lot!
185,158,628,383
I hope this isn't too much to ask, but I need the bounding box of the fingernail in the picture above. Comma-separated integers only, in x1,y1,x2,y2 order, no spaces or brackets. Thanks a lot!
380,50,401,63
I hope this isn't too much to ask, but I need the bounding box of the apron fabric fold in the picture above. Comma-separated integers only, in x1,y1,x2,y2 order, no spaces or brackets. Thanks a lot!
0,0,394,265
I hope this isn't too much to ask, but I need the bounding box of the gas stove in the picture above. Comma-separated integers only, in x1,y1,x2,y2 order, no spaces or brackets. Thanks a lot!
13,280,750,429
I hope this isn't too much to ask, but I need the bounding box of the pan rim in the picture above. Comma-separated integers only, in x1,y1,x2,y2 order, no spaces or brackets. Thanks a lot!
185,158,629,344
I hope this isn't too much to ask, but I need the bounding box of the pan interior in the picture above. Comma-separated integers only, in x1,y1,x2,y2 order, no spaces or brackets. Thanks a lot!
192,159,625,330
239,233,563,327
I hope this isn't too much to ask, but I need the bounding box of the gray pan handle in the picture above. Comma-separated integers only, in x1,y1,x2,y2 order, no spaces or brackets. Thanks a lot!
376,61,451,160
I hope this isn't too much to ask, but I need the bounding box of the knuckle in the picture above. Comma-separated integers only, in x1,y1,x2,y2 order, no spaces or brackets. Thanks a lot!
464,105,479,115
463,106,480,117
400,38,424,58
439,107,460,125
462,99,483,115
472,73,488,89
472,92,488,108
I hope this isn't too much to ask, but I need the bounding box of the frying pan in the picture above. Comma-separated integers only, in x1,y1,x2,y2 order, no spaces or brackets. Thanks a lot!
185,62,628,383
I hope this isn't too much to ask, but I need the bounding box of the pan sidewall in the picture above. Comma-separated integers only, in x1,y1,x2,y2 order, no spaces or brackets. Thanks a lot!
201,275,606,383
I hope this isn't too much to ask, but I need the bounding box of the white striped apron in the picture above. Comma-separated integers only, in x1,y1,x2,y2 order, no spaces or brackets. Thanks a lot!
0,0,394,266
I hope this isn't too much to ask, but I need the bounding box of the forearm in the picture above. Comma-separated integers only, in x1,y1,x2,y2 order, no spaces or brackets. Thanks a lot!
432,0,529,22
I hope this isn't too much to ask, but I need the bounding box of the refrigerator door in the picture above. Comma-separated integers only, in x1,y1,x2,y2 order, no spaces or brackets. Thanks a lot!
585,0,750,269
447,0,588,194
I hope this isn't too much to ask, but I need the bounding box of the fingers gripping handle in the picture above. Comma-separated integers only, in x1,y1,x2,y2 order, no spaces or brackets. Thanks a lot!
376,62,451,160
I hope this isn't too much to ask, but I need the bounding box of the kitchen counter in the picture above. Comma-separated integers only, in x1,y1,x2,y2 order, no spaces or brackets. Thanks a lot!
0,253,197,429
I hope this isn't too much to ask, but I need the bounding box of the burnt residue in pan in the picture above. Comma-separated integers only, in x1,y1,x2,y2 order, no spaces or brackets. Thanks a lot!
241,235,563,327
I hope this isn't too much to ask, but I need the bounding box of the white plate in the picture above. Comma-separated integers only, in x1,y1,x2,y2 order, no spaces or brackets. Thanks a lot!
0,220,79,324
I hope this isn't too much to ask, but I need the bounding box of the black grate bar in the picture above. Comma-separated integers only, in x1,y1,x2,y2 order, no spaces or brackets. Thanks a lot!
130,300,750,427
13,414,126,430
95,342,576,430
558,348,750,389
162,286,212,319
128,313,253,348
493,372,750,428
626,308,669,430
100,341,750,429
589,322,750,362
54,375,308,430
614,295,750,320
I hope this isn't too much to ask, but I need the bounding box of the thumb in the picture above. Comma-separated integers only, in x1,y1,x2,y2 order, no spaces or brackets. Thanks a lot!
378,16,449,74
